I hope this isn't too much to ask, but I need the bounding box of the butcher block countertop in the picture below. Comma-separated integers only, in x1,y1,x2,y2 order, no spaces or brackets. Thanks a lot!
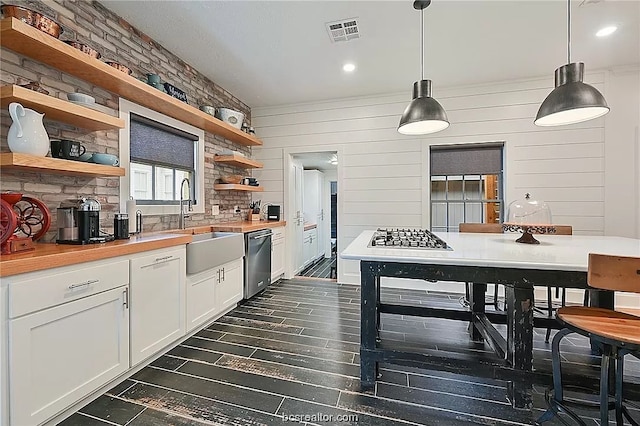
0,233,192,277
304,223,317,231
210,220,286,233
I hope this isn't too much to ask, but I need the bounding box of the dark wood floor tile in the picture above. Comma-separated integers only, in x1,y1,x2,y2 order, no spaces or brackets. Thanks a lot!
178,359,341,406
376,382,533,424
150,355,187,371
181,336,256,357
57,413,117,426
220,310,285,324
278,397,411,426
194,328,225,341
324,339,361,353
300,327,360,344
219,333,355,363
251,348,361,377
215,353,362,392
133,367,284,414
408,372,509,402
217,315,304,334
120,381,283,425
210,322,328,347
338,390,496,426
106,379,136,397
244,301,313,315
283,317,360,335
167,345,224,365
282,312,360,328
247,296,300,307
376,369,408,386
78,395,145,425
126,407,210,426
382,362,508,388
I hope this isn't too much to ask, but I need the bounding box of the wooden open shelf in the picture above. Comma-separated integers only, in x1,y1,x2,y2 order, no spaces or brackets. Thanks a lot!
1,85,124,131
213,184,264,192
214,154,263,169
0,18,262,147
0,153,125,177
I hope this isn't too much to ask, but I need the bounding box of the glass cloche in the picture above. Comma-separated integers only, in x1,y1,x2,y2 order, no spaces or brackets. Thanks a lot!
504,193,554,244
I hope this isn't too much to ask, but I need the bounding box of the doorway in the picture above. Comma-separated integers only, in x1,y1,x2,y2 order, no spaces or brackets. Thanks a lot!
287,151,338,281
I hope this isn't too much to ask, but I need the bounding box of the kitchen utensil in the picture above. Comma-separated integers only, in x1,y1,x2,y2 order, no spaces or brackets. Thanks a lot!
8,102,50,157
67,93,95,103
136,210,143,234
220,174,243,184
1,5,63,38
91,153,119,166
199,105,216,116
216,108,245,129
64,41,101,59
113,213,129,240
18,81,49,95
105,61,132,75
51,139,86,160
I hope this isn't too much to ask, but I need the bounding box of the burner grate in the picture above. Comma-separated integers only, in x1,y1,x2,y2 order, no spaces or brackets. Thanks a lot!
368,228,451,250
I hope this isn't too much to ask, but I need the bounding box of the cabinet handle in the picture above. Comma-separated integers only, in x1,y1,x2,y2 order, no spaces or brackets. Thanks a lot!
217,269,221,284
154,255,174,264
221,267,225,281
68,279,99,290
123,288,129,309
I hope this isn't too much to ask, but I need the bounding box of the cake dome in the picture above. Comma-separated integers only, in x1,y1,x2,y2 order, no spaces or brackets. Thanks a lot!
506,193,552,225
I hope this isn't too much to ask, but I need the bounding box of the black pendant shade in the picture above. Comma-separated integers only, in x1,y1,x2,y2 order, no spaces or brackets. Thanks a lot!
398,80,449,135
398,0,449,136
534,62,609,126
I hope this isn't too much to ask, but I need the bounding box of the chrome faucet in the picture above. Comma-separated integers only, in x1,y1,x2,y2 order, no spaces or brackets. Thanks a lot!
179,177,192,229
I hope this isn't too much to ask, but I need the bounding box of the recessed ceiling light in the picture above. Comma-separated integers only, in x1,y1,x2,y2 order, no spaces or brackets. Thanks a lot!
596,26,617,37
343,63,356,72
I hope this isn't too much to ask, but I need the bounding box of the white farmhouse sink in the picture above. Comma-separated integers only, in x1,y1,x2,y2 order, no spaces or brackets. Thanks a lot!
186,232,244,275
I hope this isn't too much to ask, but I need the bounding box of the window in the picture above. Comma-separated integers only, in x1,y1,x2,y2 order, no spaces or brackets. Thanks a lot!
430,143,504,232
119,100,205,216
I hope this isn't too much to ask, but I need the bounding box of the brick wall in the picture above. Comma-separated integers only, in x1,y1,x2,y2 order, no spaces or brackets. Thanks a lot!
0,0,256,240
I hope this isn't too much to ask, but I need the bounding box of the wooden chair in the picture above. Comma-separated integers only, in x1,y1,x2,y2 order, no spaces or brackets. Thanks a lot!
536,254,640,426
459,223,503,309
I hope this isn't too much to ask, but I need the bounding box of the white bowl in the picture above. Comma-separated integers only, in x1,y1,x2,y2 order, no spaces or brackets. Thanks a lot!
216,108,244,129
67,93,95,104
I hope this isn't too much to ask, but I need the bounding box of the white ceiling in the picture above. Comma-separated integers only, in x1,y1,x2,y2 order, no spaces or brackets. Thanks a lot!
293,152,338,172
99,0,639,108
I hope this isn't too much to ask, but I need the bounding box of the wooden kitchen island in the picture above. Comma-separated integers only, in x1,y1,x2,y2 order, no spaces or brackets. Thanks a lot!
341,230,640,407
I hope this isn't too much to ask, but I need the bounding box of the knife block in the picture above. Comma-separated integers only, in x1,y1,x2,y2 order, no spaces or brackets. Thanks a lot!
248,213,261,221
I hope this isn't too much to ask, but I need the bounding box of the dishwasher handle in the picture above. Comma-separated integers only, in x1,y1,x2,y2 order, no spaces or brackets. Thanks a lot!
250,234,271,240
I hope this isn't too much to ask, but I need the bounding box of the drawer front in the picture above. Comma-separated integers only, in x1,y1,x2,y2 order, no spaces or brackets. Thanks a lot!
9,258,129,319
272,226,285,240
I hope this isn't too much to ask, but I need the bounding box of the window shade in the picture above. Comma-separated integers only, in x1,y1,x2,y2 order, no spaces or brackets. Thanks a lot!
430,143,503,176
130,114,196,170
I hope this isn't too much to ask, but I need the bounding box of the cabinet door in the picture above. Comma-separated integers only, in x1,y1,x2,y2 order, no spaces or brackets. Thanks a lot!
130,247,186,366
271,237,285,281
10,287,129,426
217,259,243,313
186,269,218,332
309,229,318,262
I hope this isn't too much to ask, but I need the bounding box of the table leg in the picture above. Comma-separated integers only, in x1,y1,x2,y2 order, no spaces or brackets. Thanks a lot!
469,282,487,342
505,285,534,371
360,261,379,389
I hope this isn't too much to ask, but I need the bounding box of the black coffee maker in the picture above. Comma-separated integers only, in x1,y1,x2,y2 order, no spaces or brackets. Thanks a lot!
57,198,103,244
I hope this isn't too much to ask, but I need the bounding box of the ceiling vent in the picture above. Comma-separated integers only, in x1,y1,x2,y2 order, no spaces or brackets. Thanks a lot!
326,18,360,43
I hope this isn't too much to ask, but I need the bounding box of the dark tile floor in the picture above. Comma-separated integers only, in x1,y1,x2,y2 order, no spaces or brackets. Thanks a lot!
299,255,336,279
59,279,639,425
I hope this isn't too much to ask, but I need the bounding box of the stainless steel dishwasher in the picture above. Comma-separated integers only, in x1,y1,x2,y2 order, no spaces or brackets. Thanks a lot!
244,228,272,299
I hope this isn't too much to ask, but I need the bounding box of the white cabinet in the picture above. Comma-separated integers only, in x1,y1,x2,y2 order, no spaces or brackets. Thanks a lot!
271,226,285,281
216,258,243,313
303,227,318,267
303,170,325,261
7,259,129,426
130,246,186,366
186,257,243,332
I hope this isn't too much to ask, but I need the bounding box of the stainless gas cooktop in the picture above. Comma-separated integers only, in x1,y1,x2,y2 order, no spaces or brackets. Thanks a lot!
368,228,451,250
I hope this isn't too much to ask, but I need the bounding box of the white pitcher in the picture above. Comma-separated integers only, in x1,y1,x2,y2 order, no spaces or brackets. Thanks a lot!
8,102,50,157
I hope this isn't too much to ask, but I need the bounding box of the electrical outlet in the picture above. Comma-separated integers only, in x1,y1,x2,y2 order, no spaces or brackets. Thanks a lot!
211,205,220,215
234,205,241,214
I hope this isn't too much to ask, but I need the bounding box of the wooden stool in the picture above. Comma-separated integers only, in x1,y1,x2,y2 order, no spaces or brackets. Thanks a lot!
536,254,640,426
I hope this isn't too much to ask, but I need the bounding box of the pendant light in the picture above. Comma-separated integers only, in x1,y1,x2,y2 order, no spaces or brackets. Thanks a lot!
534,0,609,126
398,0,449,135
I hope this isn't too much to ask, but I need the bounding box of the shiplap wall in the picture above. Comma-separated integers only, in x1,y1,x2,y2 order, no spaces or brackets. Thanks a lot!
251,70,639,306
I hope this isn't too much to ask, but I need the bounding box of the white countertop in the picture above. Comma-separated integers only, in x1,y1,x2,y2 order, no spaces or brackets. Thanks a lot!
341,230,640,272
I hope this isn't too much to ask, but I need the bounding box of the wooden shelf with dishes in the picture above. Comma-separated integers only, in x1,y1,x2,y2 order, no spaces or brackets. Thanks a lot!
0,17,262,148
213,184,264,192
0,153,125,177
213,154,263,169
1,85,124,131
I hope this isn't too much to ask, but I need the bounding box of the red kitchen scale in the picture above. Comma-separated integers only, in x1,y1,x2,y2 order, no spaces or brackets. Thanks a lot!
0,192,51,254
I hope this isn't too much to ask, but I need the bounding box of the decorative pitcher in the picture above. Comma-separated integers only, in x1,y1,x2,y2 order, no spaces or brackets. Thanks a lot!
8,102,50,157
